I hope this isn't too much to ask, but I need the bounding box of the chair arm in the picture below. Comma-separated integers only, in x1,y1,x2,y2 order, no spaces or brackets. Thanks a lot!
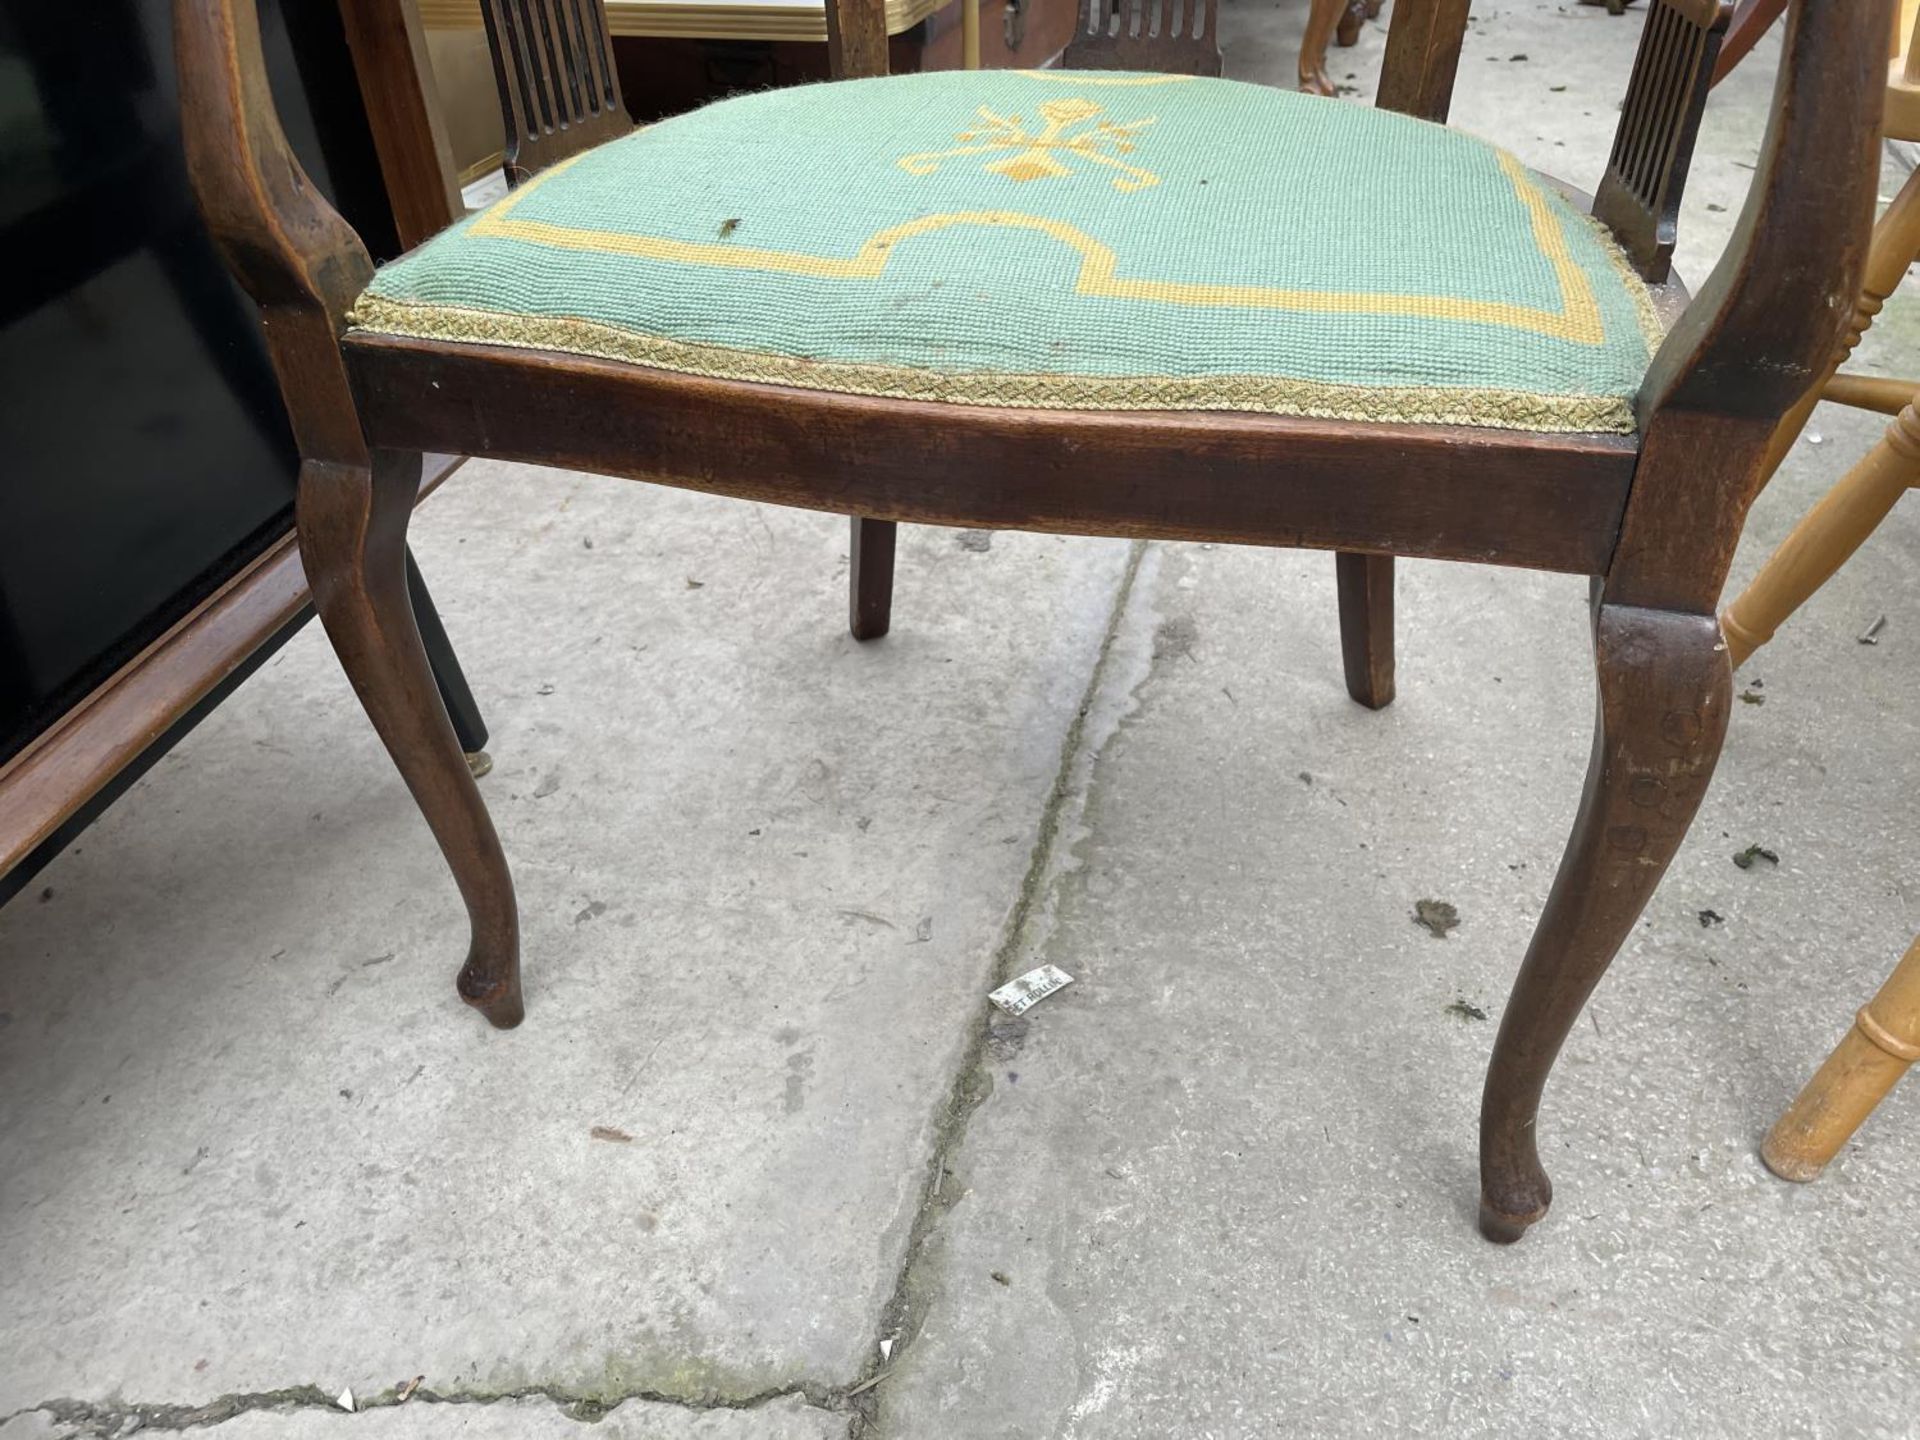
174,0,372,469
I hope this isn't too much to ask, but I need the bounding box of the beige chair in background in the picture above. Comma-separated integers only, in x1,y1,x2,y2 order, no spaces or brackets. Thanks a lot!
1737,0,1920,1183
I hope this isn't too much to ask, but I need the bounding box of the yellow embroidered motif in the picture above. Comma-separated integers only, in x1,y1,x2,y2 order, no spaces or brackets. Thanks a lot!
898,99,1160,192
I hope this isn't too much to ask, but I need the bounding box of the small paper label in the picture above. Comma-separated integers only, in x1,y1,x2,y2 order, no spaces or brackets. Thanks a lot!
989,965,1075,1016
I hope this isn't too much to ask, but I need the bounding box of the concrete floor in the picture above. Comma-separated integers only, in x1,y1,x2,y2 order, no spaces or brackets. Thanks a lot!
5,4,1920,1437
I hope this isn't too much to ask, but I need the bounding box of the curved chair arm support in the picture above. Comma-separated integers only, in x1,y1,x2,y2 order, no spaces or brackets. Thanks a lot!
1608,0,1893,612
174,0,373,468
1642,0,1890,425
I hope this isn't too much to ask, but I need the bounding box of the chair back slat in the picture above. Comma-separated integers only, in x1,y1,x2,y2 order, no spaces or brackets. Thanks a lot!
1593,0,1733,283
1060,0,1222,75
479,0,631,183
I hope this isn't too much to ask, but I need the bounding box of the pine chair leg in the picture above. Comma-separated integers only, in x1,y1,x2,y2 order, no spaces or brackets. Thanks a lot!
298,449,523,1029
849,517,897,641
1479,603,1729,1242
1299,0,1345,94
1754,167,1920,493
1763,934,1920,1182
1335,551,1395,709
1722,400,1920,667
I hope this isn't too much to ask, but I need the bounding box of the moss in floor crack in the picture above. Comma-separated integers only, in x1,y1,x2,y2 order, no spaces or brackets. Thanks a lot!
38,1386,336,1435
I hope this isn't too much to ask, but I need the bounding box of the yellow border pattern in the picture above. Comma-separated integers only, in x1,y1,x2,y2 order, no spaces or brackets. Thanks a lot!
348,295,1638,433
458,150,1609,345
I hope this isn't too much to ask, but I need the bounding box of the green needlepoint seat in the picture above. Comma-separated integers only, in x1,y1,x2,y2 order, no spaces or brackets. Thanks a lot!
349,70,1664,435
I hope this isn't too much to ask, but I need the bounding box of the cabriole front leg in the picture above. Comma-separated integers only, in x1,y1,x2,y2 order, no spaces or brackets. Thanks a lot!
297,449,524,1028
1478,603,1729,1241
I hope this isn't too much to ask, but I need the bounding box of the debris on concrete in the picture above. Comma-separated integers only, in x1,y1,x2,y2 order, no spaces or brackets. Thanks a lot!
1699,909,1726,927
1861,614,1888,645
395,1375,424,1403
957,530,994,552
334,1388,354,1413
988,965,1074,1016
589,1126,634,1143
1445,999,1488,1021
1733,845,1780,870
989,1271,1011,1286
1413,899,1460,938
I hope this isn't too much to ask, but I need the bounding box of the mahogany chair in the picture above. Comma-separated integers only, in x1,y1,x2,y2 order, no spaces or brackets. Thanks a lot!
173,0,1888,1242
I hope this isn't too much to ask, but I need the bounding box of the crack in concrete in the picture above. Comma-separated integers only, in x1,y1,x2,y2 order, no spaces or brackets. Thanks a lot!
844,542,1151,1440
8,544,1153,1440
8,1377,841,1437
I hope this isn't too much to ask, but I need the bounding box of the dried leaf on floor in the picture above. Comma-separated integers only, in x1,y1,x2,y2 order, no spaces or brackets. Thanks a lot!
1413,899,1460,938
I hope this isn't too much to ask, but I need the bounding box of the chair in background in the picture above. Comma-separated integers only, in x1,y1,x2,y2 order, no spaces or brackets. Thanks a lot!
1063,0,1222,74
1708,1,1920,1188
174,0,1885,1243
1720,0,1919,667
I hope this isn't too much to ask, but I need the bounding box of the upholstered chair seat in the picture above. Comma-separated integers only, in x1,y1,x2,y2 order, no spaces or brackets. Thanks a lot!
352,70,1662,435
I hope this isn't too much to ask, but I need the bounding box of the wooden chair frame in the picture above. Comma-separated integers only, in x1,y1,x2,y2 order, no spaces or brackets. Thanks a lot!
173,0,1889,1242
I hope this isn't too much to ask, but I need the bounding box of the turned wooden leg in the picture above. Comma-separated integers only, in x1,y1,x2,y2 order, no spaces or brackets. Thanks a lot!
1298,0,1346,94
1479,603,1730,1242
1722,400,1919,667
1763,934,1920,1182
1335,0,1368,45
1335,552,1395,709
1755,167,1920,493
849,517,897,641
298,449,523,1028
